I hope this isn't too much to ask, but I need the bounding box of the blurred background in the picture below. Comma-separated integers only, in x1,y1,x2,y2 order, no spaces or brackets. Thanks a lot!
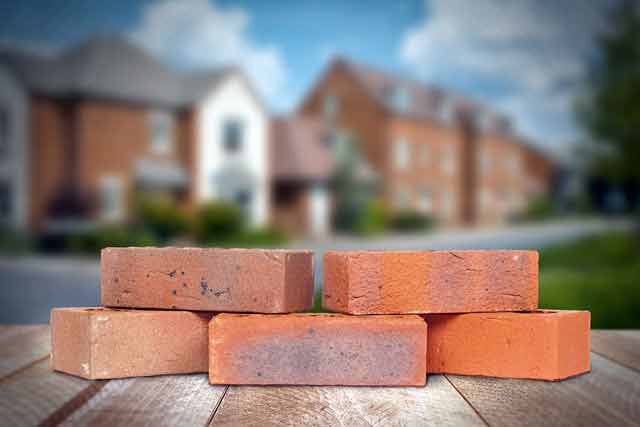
0,0,637,327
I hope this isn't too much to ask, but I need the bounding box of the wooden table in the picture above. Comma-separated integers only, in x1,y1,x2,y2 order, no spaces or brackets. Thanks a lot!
1,327,638,426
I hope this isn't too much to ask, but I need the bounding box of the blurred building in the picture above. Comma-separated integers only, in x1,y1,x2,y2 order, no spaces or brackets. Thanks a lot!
298,57,555,225
0,35,332,236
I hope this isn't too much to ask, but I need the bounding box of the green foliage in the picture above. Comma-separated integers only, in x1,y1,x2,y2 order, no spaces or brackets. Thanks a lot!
67,225,157,254
353,200,389,235
134,195,188,242
389,210,435,232
224,226,288,247
513,194,555,222
0,227,32,255
539,232,640,328
193,201,246,243
576,1,640,182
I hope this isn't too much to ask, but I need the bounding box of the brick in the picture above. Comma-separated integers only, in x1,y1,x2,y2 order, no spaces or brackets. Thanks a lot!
50,307,213,379
209,313,427,386
425,310,590,380
101,247,314,313
323,250,538,314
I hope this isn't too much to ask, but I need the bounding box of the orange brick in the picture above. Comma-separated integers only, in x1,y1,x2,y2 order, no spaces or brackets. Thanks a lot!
50,307,213,379
425,310,590,380
101,247,314,313
209,313,427,386
323,250,538,314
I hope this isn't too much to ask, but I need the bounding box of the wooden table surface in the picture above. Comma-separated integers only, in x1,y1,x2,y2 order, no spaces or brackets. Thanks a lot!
0,327,638,426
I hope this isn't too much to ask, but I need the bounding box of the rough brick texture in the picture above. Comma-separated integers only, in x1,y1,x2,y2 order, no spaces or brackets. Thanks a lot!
209,313,427,386
50,307,212,379
425,310,590,380
323,250,538,314
101,247,314,313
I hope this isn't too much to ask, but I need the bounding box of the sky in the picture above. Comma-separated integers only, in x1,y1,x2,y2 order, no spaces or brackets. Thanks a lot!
0,0,615,154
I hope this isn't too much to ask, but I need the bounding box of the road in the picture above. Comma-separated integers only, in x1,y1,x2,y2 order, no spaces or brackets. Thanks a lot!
0,217,631,323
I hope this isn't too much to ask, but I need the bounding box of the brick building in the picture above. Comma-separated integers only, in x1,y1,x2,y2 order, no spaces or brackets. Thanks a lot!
298,57,555,225
0,36,333,236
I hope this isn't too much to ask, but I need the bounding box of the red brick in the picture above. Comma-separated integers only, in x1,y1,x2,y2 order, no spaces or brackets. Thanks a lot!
50,307,213,379
209,313,427,386
323,250,538,314
101,247,314,313
425,310,590,380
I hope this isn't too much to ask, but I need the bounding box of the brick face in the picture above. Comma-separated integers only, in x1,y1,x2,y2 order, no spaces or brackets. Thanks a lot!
28,96,196,227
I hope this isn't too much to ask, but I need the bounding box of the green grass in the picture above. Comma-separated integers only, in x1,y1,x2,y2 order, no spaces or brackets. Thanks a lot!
539,231,640,328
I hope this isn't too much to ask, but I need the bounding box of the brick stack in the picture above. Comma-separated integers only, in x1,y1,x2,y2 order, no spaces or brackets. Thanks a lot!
50,247,590,385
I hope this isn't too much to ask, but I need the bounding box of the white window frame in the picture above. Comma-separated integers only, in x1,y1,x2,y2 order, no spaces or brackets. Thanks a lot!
323,94,339,117
418,187,432,213
221,118,245,155
100,175,124,222
394,186,411,210
149,110,173,155
393,137,410,170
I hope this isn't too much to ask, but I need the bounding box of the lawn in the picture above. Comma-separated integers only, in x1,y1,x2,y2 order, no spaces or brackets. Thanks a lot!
539,231,640,328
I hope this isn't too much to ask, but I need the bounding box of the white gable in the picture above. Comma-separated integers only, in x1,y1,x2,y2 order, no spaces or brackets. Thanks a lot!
195,73,269,226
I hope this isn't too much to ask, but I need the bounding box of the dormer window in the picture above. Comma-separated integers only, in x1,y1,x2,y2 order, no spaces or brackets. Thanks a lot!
323,94,339,117
222,119,244,154
387,86,410,113
149,110,173,155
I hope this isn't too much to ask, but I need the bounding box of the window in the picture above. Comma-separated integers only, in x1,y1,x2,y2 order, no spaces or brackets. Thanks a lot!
418,188,432,213
393,137,410,170
100,176,123,221
0,108,8,156
441,145,455,175
222,119,244,154
233,189,252,211
387,86,410,113
441,191,455,217
323,94,339,117
149,111,173,155
393,187,411,209
0,181,10,220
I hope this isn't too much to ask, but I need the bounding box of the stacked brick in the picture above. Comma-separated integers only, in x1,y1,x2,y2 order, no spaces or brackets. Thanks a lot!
50,247,590,385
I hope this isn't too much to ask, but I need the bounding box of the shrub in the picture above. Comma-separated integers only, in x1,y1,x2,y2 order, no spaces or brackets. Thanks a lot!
134,195,189,242
229,226,288,247
389,210,435,232
353,200,389,235
514,194,555,222
0,226,32,255
67,225,157,254
193,201,245,243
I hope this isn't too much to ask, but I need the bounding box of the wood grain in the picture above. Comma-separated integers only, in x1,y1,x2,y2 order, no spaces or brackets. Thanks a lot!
591,330,640,372
210,375,484,426
0,325,51,379
0,359,102,426
61,374,226,426
447,353,640,426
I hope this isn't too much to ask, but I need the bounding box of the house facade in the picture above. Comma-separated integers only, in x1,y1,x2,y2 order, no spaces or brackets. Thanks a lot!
0,36,330,235
298,58,555,225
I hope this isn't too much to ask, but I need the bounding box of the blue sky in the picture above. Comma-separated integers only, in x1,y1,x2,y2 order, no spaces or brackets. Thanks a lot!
0,0,614,153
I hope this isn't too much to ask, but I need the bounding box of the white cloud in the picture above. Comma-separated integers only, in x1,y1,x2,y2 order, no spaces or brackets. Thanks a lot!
399,0,608,147
130,0,287,106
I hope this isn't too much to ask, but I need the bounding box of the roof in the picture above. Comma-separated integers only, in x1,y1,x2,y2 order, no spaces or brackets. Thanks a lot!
335,57,512,133
271,116,334,181
0,35,233,108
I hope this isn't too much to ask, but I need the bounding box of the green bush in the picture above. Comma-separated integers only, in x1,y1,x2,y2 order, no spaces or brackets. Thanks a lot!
353,201,389,235
134,195,189,242
227,226,288,247
193,201,245,243
515,194,554,222
67,225,158,254
389,210,435,232
0,226,32,255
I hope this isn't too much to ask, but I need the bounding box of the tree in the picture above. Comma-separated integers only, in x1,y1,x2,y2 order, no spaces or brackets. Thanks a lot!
577,1,640,184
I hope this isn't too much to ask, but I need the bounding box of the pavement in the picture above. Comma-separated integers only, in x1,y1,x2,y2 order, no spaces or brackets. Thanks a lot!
0,217,631,324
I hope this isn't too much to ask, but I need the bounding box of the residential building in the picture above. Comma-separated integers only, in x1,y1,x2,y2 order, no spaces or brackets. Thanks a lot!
0,35,332,235
298,57,555,225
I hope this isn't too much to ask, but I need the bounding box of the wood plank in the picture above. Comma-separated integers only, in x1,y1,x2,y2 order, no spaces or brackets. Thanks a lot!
0,325,51,379
447,353,640,427
210,375,484,426
591,330,640,372
0,359,104,426
61,374,226,426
